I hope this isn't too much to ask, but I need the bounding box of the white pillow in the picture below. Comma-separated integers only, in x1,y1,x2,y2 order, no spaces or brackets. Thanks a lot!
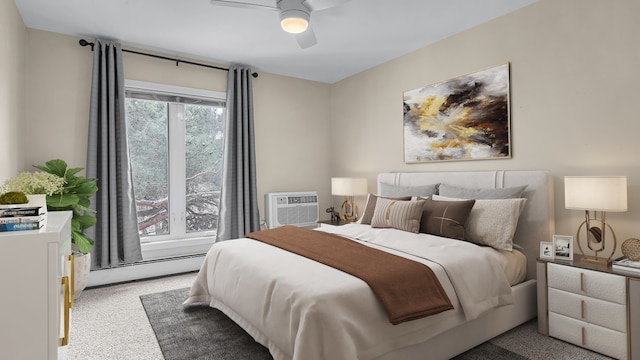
432,195,527,251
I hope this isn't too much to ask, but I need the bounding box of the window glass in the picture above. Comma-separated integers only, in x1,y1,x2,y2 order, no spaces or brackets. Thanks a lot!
125,82,225,242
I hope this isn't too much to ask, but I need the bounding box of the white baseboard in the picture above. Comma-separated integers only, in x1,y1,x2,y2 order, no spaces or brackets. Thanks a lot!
87,254,204,287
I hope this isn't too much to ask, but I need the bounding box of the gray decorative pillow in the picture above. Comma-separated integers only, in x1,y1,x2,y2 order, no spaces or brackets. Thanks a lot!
360,194,411,225
419,198,476,240
433,195,527,251
438,184,526,199
370,198,425,233
379,182,440,197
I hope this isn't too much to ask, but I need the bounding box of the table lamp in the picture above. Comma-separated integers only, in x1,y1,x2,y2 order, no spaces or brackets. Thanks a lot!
331,177,368,222
564,176,627,263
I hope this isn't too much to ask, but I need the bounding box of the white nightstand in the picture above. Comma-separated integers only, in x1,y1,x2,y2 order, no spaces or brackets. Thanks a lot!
537,255,640,359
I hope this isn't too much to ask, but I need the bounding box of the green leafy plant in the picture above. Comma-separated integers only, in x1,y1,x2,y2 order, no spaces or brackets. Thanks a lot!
33,159,98,254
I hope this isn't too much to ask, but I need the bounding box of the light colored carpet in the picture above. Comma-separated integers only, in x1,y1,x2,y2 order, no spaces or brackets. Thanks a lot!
68,272,198,360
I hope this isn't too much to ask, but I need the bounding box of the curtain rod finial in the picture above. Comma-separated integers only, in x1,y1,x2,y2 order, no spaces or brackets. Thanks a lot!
79,39,94,51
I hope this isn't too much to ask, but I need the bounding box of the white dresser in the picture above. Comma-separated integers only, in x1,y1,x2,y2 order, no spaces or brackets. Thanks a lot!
538,255,640,360
0,211,73,360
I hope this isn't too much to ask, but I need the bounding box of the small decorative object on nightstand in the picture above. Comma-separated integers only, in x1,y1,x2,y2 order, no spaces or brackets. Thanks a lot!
540,241,554,260
622,238,640,261
564,176,627,264
325,206,341,223
331,177,368,222
612,256,640,276
552,234,574,261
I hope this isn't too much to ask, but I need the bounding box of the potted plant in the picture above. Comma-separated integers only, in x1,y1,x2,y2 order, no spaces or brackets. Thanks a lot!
33,159,98,297
2,159,98,297
33,159,98,254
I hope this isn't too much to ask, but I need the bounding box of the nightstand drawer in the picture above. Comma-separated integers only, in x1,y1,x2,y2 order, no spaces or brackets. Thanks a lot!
549,312,627,360
548,288,627,332
548,263,626,304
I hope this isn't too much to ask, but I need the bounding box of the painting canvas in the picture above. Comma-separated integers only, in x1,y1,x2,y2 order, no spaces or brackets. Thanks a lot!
403,64,511,163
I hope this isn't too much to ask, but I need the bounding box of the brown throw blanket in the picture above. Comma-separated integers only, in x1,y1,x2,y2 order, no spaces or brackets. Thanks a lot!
245,225,453,324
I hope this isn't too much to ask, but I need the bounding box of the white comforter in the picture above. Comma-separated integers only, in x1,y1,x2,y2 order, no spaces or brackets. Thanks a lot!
185,224,513,360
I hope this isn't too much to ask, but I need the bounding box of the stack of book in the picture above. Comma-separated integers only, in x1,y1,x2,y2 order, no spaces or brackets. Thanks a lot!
0,206,46,232
612,256,640,276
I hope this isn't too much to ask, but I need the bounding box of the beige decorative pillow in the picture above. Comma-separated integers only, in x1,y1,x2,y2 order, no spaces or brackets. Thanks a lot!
359,194,411,224
370,198,425,233
433,195,527,251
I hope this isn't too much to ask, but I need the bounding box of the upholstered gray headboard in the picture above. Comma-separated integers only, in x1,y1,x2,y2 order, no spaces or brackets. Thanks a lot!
377,171,555,281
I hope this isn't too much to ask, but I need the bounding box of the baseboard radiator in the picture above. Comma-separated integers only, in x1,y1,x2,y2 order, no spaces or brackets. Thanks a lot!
87,253,205,288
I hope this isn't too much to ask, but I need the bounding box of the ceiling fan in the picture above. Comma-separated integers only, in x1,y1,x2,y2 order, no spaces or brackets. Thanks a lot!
209,0,352,48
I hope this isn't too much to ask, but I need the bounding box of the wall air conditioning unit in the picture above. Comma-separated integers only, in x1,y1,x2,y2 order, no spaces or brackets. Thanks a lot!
265,192,319,229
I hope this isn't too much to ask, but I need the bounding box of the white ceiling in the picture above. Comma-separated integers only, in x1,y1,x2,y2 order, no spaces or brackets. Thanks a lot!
14,0,537,83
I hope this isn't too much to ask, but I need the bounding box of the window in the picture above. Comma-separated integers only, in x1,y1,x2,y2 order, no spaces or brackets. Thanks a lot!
125,80,225,257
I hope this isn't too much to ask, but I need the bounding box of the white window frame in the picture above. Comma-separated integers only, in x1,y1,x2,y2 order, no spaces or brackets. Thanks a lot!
125,80,226,260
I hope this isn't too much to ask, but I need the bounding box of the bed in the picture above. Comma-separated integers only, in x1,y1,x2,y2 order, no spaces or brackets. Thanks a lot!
186,170,555,360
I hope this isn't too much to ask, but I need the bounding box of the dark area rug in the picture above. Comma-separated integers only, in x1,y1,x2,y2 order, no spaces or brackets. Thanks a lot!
139,287,536,360
140,287,272,360
452,343,527,360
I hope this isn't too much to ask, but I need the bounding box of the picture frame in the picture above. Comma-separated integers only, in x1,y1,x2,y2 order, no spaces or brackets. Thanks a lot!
539,241,554,260
402,63,511,163
553,234,574,261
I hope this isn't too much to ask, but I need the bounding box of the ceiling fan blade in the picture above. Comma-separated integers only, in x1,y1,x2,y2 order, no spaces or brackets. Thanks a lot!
303,0,351,12
295,27,317,48
209,0,277,11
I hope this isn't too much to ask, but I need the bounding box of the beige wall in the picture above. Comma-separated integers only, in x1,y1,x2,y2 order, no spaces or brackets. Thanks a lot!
252,72,332,209
330,0,640,256
9,0,640,257
0,0,26,181
21,29,332,220
24,30,93,170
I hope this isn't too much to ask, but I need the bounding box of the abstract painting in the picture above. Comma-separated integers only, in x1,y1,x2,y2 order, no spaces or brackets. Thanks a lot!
403,63,511,163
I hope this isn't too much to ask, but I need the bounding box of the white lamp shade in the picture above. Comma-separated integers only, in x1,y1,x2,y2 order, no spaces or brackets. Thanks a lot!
564,176,627,212
331,177,368,196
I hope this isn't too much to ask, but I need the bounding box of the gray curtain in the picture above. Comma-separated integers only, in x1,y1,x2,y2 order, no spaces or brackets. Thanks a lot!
86,39,142,269
216,65,260,241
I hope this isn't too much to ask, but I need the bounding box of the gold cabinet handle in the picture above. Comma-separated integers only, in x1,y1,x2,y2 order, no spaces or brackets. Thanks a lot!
60,276,70,346
581,326,586,346
580,300,585,319
69,254,75,308
580,272,585,291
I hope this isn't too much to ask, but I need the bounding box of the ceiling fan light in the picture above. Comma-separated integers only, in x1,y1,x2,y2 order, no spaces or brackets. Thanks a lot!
280,9,309,34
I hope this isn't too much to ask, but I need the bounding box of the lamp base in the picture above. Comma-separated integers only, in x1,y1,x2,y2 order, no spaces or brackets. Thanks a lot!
340,196,359,222
579,255,612,265
575,211,617,264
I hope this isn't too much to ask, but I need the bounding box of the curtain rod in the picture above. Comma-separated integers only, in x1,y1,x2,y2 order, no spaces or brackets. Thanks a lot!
78,39,258,78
